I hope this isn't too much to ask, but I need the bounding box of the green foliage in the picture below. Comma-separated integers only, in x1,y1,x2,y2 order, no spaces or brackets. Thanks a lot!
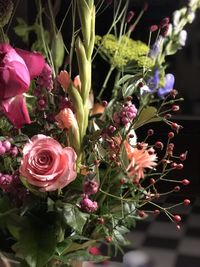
13,220,57,267
56,202,89,234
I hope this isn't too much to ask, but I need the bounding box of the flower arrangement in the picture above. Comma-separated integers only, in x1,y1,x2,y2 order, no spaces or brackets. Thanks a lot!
0,0,199,266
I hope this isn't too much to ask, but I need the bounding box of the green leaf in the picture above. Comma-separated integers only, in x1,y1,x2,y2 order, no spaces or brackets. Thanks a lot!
120,143,129,168
14,221,57,267
55,250,108,264
56,239,95,255
134,106,161,130
61,203,89,234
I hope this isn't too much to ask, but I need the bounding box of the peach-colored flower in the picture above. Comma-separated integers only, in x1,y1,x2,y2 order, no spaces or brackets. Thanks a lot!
57,70,70,92
126,144,157,181
92,103,105,115
73,75,81,91
19,134,77,191
55,108,78,130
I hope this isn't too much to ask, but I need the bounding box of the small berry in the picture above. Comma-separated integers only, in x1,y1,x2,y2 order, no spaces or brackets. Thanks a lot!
128,133,135,138
164,113,172,119
98,217,105,225
174,186,180,192
102,100,108,107
0,146,6,155
171,122,179,131
174,215,181,222
183,199,190,206
150,178,156,184
136,142,144,150
154,209,160,215
182,179,190,185
150,24,158,32
138,210,146,218
126,11,135,23
2,140,11,151
155,141,164,150
179,153,187,161
172,105,180,112
168,132,174,139
120,178,127,185
160,17,170,28
105,236,112,243
176,163,184,170
147,129,154,136
171,162,177,168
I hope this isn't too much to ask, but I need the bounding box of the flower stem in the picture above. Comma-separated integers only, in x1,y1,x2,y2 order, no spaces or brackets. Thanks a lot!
97,65,115,100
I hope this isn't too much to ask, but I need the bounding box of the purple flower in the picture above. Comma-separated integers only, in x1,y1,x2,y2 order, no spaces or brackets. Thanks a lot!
158,73,175,99
147,70,175,98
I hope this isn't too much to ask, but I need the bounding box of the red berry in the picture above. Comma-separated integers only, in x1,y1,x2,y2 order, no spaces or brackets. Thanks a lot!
179,153,187,161
182,179,190,185
172,105,180,112
155,141,164,150
147,129,154,136
164,113,172,119
171,123,179,130
150,178,156,184
168,132,175,139
128,133,135,138
171,162,177,168
174,186,180,192
154,209,160,215
176,163,184,170
138,211,146,218
105,236,112,243
98,217,105,224
120,178,127,184
102,100,108,107
136,142,143,150
184,199,190,206
174,215,181,222
150,25,158,32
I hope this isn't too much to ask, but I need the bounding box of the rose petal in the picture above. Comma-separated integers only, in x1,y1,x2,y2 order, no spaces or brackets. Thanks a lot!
2,95,31,128
15,48,45,79
42,147,77,191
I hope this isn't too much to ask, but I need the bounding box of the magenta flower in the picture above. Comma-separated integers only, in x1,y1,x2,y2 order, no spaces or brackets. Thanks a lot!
0,43,45,128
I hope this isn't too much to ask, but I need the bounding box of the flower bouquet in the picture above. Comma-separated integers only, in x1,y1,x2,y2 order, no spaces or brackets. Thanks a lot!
0,0,199,266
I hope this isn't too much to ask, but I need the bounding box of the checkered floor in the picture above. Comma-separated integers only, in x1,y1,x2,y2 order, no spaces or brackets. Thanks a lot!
124,193,200,267
93,192,200,267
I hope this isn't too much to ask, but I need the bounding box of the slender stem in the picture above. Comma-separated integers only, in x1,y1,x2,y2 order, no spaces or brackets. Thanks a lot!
97,66,115,100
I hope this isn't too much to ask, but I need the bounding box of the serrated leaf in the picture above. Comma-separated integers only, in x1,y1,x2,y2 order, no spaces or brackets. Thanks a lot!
134,106,161,130
61,203,89,234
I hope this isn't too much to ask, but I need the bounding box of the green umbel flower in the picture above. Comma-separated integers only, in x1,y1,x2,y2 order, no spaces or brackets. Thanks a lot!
95,34,154,69
0,0,13,27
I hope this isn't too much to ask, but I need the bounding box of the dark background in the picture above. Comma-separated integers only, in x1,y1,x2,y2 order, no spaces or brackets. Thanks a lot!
9,0,200,193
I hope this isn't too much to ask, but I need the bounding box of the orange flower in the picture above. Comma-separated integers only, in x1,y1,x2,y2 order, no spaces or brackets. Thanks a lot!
73,75,81,91
57,70,70,92
92,103,105,115
55,108,78,130
126,144,157,181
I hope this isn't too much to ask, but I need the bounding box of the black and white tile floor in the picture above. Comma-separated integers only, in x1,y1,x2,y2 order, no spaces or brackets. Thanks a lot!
92,192,200,267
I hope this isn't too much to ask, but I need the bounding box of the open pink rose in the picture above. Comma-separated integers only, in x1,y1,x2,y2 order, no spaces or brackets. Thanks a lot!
0,43,45,128
19,134,77,191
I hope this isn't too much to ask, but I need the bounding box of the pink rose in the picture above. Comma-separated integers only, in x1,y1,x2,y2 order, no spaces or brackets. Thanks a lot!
19,134,77,191
0,43,45,128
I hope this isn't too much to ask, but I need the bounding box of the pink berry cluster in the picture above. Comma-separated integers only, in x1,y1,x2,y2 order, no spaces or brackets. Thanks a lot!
80,178,99,213
113,101,137,127
0,171,28,206
34,63,53,110
0,139,18,156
